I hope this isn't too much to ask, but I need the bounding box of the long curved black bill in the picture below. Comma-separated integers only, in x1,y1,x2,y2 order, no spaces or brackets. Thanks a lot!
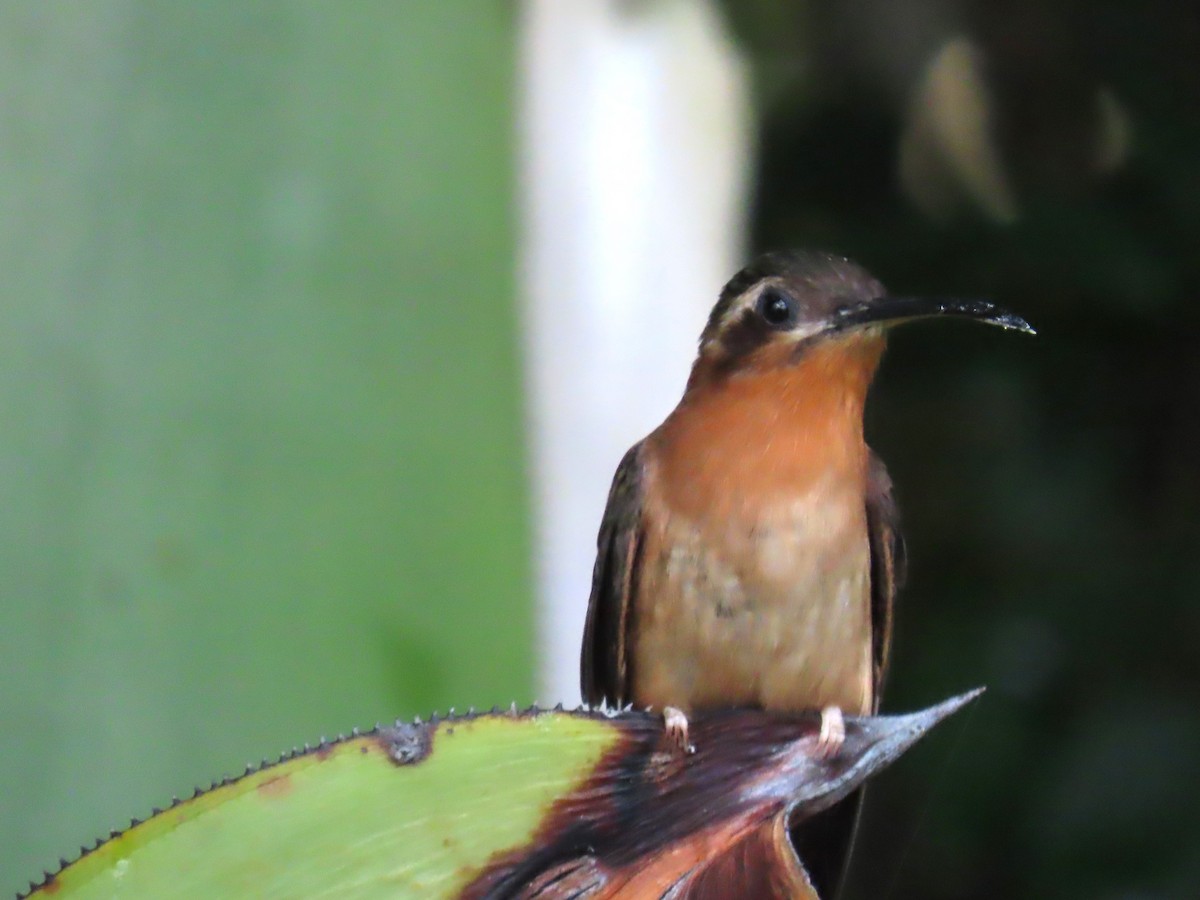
834,296,1036,335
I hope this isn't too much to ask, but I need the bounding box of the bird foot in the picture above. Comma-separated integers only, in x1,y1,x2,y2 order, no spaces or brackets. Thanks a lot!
662,706,694,755
813,705,846,759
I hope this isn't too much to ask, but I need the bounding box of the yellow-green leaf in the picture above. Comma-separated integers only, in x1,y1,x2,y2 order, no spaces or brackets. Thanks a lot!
24,693,978,899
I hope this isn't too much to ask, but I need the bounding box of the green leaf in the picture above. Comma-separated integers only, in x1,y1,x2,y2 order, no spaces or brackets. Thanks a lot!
23,692,978,899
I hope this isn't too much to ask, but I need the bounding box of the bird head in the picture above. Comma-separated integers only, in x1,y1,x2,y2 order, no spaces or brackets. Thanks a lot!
691,250,1033,389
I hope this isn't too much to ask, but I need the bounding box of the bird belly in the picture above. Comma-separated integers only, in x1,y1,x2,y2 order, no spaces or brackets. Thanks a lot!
632,489,874,717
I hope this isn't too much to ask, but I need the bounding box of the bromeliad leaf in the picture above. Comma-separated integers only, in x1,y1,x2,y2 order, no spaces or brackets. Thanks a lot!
23,691,979,899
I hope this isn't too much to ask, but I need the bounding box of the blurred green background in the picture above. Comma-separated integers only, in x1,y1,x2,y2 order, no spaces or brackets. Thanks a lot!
4,2,1200,898
0,2,531,890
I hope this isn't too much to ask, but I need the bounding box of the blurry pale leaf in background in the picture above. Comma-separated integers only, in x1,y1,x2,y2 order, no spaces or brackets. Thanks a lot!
899,37,1019,224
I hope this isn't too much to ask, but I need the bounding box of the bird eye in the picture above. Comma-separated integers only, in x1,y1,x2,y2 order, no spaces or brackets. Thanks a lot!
757,288,797,328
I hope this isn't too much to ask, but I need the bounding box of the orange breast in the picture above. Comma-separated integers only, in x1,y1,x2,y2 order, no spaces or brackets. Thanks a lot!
630,336,884,715
657,337,882,515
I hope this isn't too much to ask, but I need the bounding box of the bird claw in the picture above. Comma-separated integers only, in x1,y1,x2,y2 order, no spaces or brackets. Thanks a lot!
663,706,694,755
813,705,846,759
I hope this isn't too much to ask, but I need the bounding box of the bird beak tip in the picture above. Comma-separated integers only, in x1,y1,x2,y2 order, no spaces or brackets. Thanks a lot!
1001,316,1037,336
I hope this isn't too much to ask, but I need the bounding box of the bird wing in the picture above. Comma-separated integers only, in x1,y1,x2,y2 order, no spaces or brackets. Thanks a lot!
866,450,907,710
580,442,646,707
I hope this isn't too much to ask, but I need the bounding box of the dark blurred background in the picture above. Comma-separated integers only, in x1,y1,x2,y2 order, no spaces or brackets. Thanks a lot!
717,1,1200,897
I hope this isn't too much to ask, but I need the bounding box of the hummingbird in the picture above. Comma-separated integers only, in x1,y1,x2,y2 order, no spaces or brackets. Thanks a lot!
579,249,1032,894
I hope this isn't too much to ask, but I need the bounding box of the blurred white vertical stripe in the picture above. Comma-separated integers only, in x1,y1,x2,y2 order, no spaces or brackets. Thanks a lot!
518,0,751,704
